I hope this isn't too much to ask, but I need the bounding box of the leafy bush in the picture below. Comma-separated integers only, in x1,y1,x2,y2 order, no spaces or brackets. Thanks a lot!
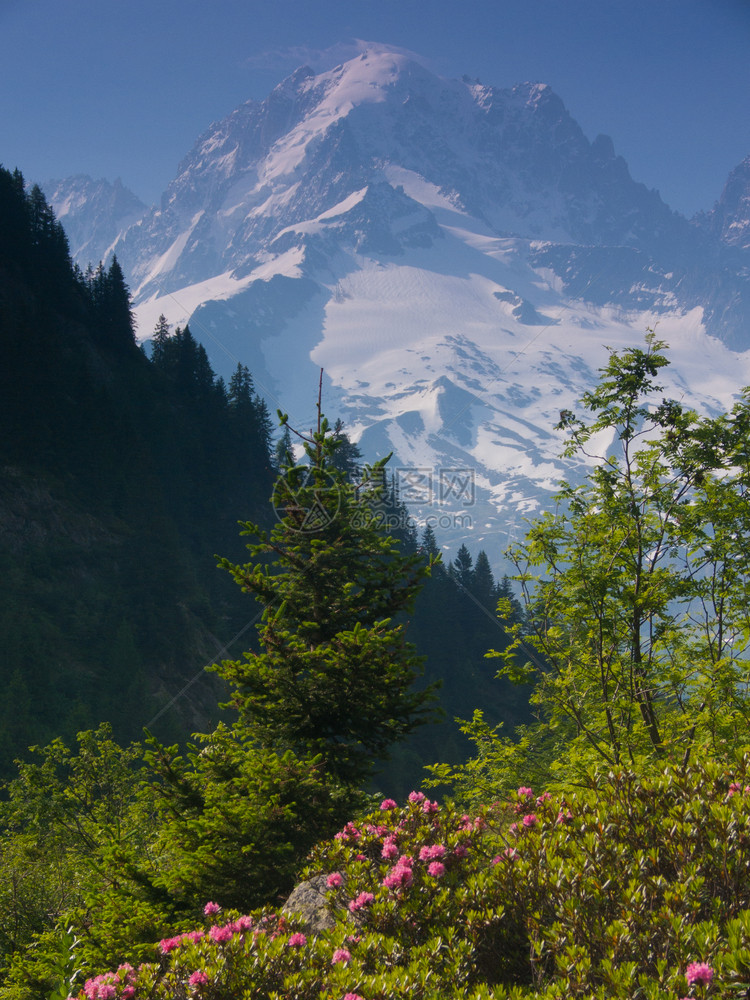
66,758,750,999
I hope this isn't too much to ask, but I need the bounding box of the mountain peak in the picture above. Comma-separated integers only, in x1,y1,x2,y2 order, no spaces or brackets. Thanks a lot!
708,155,750,248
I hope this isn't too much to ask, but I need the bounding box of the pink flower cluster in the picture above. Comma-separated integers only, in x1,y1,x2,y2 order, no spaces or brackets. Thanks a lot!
335,822,361,842
419,843,446,860
380,798,397,810
188,970,209,988
331,947,352,964
83,966,136,1000
327,871,344,888
287,932,307,947
382,854,414,890
83,975,118,1000
159,930,204,954
514,786,536,816
209,924,234,944
161,914,255,954
203,901,221,916
381,836,399,859
685,961,714,986
349,891,375,912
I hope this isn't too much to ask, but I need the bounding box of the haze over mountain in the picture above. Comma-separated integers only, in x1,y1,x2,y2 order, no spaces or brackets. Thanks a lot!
47,48,750,556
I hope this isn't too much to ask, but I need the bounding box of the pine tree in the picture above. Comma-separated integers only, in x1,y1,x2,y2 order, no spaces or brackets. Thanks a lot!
84,256,135,349
450,543,474,589
150,314,172,366
471,550,495,606
274,424,294,472
329,418,362,478
419,524,441,563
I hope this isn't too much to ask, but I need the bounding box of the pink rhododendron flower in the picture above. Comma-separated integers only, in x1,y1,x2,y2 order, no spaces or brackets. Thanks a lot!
422,799,439,814
84,975,118,1000
454,844,469,858
380,798,397,810
349,891,375,912
160,929,204,953
380,837,398,860
383,859,414,890
517,786,533,799
203,901,221,916
537,791,552,804
332,948,352,964
344,994,365,1000
685,962,714,986
209,924,234,944
419,843,446,860
335,822,361,842
287,932,307,947
428,861,446,877
327,872,344,888
408,790,426,803
188,970,209,987
522,813,538,828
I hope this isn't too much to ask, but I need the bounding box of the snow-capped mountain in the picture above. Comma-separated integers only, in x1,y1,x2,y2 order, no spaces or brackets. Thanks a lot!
44,175,147,270
46,48,750,560
700,155,750,249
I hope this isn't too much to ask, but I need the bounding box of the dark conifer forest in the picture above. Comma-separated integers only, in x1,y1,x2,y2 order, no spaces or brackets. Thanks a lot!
0,164,527,788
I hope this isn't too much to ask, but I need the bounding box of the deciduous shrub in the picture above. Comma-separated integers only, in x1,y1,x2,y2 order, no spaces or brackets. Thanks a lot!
65,758,750,999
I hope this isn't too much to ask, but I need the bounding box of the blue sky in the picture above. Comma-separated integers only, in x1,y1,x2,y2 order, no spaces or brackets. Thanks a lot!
1,0,748,217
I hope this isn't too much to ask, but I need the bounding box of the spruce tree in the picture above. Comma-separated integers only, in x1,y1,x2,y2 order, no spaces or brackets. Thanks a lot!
150,314,172,366
450,543,474,588
216,389,438,786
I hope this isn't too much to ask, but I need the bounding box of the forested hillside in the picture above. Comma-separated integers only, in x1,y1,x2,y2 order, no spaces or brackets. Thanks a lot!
0,165,277,764
0,164,527,782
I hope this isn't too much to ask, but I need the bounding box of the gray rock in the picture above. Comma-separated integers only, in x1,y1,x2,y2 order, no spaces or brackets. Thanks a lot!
282,873,343,934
